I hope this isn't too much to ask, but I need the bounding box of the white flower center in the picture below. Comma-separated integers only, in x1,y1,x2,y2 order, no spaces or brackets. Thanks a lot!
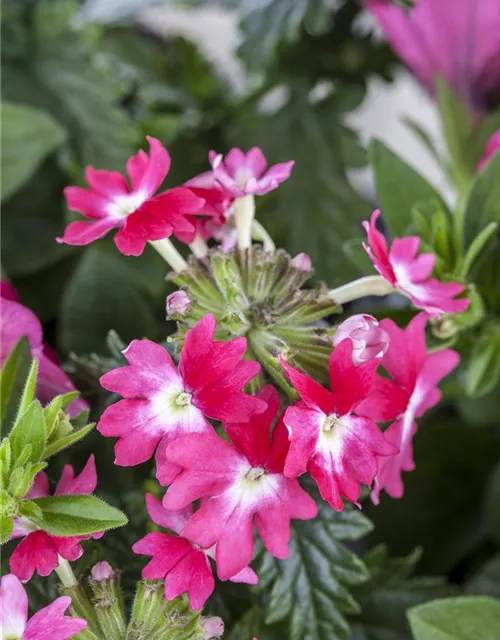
322,413,340,433
107,192,146,218
245,466,265,481
174,391,192,408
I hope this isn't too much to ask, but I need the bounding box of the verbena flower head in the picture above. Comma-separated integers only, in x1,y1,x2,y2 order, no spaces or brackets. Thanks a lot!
9,457,98,582
366,0,500,112
98,314,266,484
356,313,460,503
280,341,402,511
162,386,318,580
209,147,294,197
333,314,390,365
1,283,87,417
0,573,86,640
132,494,258,611
478,129,500,170
363,210,469,316
57,137,205,256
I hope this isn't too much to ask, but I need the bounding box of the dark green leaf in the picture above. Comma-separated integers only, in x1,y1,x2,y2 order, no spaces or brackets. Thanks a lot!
31,494,128,536
465,327,500,398
0,337,31,430
43,422,95,459
256,502,372,640
369,139,448,237
408,596,500,640
463,153,500,249
0,102,67,202
9,400,46,465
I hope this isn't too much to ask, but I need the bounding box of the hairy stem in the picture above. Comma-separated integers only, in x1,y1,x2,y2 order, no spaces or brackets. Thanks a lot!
149,239,188,272
329,275,395,304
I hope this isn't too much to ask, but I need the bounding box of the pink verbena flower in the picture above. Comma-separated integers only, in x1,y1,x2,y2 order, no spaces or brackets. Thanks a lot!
132,494,258,611
98,314,266,484
162,386,318,580
9,457,98,582
366,0,500,112
0,573,86,640
201,617,225,639
208,147,294,197
57,137,205,256
333,314,390,365
0,282,87,418
478,129,500,170
363,210,469,316
356,313,460,504
280,341,403,511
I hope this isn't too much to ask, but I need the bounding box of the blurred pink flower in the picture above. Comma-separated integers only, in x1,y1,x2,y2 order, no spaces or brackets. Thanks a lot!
477,129,500,170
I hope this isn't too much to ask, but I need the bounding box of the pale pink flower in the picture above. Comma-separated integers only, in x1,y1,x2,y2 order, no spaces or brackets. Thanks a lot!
334,314,390,365
166,291,193,318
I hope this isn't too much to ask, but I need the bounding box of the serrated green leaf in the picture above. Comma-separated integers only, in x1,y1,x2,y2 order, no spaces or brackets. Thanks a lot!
9,400,46,465
256,502,371,640
43,422,95,459
31,494,128,536
0,337,31,431
408,596,500,640
0,514,14,544
0,102,67,202
14,358,39,426
465,328,500,398
369,139,448,238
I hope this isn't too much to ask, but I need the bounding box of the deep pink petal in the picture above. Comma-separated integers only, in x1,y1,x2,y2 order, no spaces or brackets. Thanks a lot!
283,404,324,478
362,210,395,283
55,456,97,496
52,537,85,563
56,218,120,246
63,186,111,219
163,549,214,611
132,533,192,579
179,315,216,387
145,494,193,534
279,357,334,414
355,376,410,422
10,531,59,581
130,136,171,200
24,596,87,640
126,149,150,192
26,472,50,499
85,167,129,198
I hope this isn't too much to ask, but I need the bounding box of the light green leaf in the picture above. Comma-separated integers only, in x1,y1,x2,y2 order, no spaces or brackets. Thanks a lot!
408,596,500,640
9,400,46,465
31,494,128,536
43,422,95,459
0,514,14,545
14,359,39,427
465,327,500,398
0,337,31,431
369,139,448,237
459,222,498,279
256,501,372,640
0,102,67,202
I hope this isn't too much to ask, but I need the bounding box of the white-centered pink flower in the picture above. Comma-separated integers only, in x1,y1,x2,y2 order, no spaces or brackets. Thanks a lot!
0,574,86,640
9,457,98,582
98,314,266,484
208,147,294,197
280,340,405,511
356,312,460,504
363,210,469,316
162,386,318,580
132,494,258,611
334,314,390,365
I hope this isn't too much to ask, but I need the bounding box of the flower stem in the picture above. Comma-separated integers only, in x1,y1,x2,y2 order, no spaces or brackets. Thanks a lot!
235,194,255,251
329,275,395,304
251,219,275,252
55,556,78,588
149,239,188,272
188,234,209,259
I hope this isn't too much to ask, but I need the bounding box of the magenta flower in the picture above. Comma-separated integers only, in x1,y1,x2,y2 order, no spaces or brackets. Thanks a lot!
478,129,500,170
57,137,205,256
98,314,266,483
162,386,318,580
333,314,390,365
356,313,460,504
132,494,258,611
363,210,469,316
0,574,86,640
280,341,403,511
208,147,294,197
0,283,87,417
366,0,500,111
9,457,98,582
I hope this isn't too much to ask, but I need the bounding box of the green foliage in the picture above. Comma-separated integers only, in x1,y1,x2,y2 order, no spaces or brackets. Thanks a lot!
462,153,500,249
0,337,31,430
465,326,500,397
255,501,372,640
408,596,500,640
467,554,500,598
9,400,46,465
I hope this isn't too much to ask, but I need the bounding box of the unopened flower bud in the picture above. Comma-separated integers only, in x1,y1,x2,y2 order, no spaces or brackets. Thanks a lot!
167,291,193,318
91,561,115,582
334,314,390,365
201,616,225,639
290,252,312,272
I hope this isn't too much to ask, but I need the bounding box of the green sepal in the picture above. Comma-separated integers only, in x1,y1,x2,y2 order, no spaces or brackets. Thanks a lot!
0,513,14,544
8,462,47,498
31,494,128,536
0,439,12,488
43,392,80,437
9,400,46,465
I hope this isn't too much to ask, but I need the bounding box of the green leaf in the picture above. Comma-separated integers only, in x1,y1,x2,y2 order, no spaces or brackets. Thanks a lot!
350,546,453,640
9,400,46,465
403,117,442,166
43,392,80,434
369,139,448,237
14,359,39,426
43,422,95,459
0,102,67,202
408,596,500,640
256,501,372,640
465,327,500,398
0,514,14,545
0,337,31,430
459,222,498,279
31,494,128,536
463,152,500,248
60,244,159,355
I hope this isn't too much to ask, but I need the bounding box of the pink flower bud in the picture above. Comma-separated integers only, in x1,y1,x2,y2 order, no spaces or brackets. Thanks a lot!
91,561,115,582
166,291,193,318
290,252,312,272
201,616,225,639
333,314,390,365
